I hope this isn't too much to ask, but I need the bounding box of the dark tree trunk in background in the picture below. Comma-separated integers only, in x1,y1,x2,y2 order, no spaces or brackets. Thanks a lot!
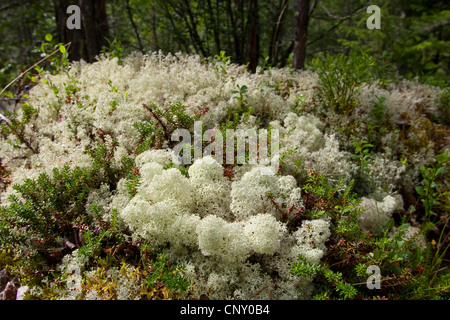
53,0,110,62
80,0,109,62
246,0,260,72
292,0,310,70
207,0,221,54
226,1,241,63
53,0,83,61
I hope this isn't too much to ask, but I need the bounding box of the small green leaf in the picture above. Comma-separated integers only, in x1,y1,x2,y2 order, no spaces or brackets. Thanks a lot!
373,248,381,260
431,182,440,189
399,223,410,232
59,44,66,54
436,151,448,164
435,167,444,177
384,218,395,231
415,186,424,195
420,164,426,173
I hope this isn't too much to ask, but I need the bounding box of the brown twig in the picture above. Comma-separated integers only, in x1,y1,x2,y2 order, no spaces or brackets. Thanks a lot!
1,121,38,154
254,281,274,299
142,103,169,140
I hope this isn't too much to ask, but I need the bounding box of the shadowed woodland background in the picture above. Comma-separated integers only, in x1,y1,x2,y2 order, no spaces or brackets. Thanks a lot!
0,0,449,92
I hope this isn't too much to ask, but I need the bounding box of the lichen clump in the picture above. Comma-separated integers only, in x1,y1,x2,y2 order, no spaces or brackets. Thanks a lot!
0,52,448,300
119,152,325,299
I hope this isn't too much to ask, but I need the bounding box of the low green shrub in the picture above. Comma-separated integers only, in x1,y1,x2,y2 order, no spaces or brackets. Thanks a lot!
312,52,375,115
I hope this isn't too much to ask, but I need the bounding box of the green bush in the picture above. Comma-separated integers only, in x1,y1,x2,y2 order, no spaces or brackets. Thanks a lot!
0,166,94,249
312,52,375,115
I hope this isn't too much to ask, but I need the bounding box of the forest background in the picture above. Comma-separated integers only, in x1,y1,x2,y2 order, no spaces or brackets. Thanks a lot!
0,0,449,92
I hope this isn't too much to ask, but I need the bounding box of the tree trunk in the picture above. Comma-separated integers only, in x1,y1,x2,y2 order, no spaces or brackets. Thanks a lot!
80,0,110,62
207,0,221,54
246,0,260,72
54,0,110,62
53,0,84,61
292,0,310,70
226,0,242,63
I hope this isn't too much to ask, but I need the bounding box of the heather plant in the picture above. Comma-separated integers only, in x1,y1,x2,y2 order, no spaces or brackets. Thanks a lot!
133,102,206,153
329,220,449,300
0,102,38,154
0,166,94,249
296,172,449,300
77,207,120,259
89,139,120,187
0,163,127,268
290,173,362,300
140,245,190,295
292,255,357,300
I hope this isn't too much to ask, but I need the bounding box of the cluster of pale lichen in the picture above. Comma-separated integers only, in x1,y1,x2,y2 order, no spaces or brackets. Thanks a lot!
0,52,447,300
